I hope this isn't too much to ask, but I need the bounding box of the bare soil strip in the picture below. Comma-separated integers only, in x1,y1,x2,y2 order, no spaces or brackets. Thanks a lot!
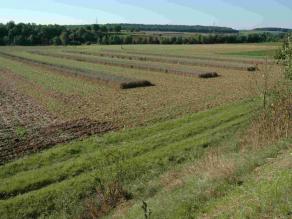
0,119,115,165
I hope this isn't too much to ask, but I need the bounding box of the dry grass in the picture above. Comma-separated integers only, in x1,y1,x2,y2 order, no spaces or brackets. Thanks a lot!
240,59,291,150
159,147,238,193
241,92,291,150
81,181,132,219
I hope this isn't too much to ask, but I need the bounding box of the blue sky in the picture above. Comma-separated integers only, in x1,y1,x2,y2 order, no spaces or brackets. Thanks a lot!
1,0,292,29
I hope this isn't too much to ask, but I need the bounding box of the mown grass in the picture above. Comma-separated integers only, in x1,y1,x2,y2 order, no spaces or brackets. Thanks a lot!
0,100,256,218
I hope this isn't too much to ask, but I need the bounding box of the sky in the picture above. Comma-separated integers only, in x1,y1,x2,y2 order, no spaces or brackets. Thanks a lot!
0,0,292,29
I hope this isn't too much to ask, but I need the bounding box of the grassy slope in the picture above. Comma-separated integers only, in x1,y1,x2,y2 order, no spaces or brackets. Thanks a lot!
199,149,292,219
111,140,291,219
0,98,290,219
0,100,256,218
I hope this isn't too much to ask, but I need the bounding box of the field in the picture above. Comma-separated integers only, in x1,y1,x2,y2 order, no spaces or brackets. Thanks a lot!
0,43,280,162
0,43,290,218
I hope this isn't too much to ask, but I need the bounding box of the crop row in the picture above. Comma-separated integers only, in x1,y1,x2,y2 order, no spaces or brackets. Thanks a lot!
29,50,208,77
0,52,153,89
63,49,258,71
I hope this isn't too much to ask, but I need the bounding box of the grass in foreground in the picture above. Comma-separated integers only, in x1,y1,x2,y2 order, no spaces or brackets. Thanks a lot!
0,100,256,218
110,140,291,219
0,98,291,219
199,149,292,219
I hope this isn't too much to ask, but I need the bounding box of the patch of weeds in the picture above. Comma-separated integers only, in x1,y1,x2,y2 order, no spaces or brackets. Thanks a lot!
81,177,132,219
15,126,28,139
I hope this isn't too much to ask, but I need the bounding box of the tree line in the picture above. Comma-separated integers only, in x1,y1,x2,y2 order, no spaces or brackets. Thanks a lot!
0,21,122,46
106,23,238,33
0,21,286,46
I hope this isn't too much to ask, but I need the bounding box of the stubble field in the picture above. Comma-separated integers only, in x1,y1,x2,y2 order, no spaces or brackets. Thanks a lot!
0,43,279,163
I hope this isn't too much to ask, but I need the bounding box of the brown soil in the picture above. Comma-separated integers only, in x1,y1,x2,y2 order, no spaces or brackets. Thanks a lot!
0,119,115,165
0,69,57,129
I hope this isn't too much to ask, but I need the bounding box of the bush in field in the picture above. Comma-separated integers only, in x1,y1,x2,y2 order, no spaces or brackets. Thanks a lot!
247,66,258,72
120,80,154,89
82,179,131,219
198,72,219,79
276,34,292,80
251,35,292,146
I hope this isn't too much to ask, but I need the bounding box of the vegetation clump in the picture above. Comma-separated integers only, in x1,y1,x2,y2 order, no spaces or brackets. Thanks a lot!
276,34,292,80
82,179,132,219
198,72,220,78
120,80,154,89
247,65,258,71
250,34,292,146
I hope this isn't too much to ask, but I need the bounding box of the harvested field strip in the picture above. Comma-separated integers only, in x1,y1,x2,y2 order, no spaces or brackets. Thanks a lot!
29,50,207,77
101,48,272,65
0,54,257,132
62,49,257,71
0,101,255,219
0,52,153,89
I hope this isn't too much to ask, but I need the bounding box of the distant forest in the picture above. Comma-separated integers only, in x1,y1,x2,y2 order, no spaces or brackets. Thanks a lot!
253,27,292,32
0,21,287,46
106,23,238,33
